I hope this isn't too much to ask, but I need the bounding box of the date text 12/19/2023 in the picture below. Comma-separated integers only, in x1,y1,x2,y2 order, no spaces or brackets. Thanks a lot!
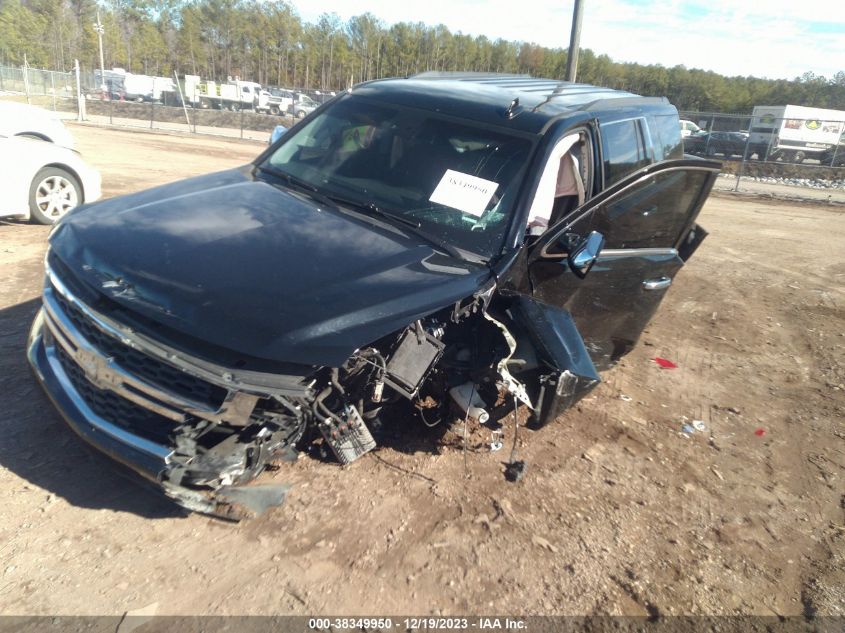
308,617,527,631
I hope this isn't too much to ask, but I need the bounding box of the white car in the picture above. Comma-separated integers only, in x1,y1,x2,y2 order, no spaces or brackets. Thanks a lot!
0,101,76,149
0,135,101,224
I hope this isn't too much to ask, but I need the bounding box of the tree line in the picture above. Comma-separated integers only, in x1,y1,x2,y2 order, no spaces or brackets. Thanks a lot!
1,0,843,114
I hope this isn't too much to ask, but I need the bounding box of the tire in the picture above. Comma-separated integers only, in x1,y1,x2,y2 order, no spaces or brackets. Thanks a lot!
28,167,82,225
705,146,717,157
270,105,279,115
296,110,306,119
229,103,240,112
793,150,806,164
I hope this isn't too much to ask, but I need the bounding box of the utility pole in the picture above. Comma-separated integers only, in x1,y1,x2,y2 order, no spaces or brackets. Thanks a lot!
22,53,31,104
564,0,585,82
94,11,106,91
74,59,85,121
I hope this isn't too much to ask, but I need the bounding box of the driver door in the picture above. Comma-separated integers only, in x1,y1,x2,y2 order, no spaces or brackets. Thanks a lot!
528,159,720,369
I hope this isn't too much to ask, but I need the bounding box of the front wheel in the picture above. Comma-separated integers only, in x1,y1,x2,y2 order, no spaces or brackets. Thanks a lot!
28,167,82,225
270,105,280,115
792,150,806,164
296,110,306,119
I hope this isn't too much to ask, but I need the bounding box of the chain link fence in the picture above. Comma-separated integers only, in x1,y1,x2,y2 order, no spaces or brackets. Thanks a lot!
680,110,845,191
0,63,296,143
0,65,76,108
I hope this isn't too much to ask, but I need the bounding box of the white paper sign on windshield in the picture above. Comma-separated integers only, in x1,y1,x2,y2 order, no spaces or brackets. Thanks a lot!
429,170,499,217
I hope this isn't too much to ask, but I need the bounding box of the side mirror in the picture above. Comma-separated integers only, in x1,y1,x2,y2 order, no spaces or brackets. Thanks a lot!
568,231,605,278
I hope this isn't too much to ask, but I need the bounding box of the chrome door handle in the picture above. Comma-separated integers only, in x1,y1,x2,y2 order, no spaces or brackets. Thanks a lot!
643,277,672,291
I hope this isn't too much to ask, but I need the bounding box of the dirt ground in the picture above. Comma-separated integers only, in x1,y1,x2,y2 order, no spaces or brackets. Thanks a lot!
0,124,843,617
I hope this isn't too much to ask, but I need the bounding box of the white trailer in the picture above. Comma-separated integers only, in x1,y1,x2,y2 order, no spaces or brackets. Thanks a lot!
749,104,845,163
123,73,155,101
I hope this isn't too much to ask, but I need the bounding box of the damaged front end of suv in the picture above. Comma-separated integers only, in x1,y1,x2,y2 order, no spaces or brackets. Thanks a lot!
28,76,718,517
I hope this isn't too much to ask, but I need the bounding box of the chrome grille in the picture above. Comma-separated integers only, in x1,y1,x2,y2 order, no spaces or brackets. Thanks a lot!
51,286,227,409
54,340,176,444
41,259,261,430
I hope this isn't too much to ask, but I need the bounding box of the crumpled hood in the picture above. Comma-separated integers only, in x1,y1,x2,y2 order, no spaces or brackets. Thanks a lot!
50,168,491,366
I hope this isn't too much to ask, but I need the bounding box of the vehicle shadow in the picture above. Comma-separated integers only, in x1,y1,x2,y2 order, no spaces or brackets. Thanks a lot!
371,401,453,456
0,297,185,519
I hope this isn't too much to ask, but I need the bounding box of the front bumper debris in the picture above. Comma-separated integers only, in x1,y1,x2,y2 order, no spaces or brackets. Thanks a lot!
27,266,304,519
26,292,296,520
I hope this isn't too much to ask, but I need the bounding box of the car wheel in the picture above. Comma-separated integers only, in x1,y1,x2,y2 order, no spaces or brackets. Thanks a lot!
296,110,306,119
793,150,806,164
270,105,280,115
28,167,82,225
705,146,717,156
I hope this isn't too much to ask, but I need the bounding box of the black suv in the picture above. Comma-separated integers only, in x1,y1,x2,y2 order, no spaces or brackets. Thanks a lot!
28,73,720,516
684,130,750,158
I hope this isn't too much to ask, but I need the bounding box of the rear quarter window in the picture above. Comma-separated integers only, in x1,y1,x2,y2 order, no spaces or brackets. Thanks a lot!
650,114,684,160
600,119,650,186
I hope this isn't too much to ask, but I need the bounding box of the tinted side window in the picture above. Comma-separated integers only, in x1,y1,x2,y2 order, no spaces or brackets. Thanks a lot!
650,114,684,160
600,120,649,185
569,169,711,249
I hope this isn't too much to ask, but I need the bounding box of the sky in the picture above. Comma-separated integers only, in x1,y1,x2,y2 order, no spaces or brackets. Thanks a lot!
289,0,844,81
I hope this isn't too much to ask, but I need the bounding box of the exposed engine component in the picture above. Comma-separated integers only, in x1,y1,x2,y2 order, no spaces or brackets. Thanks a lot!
383,324,445,398
317,401,376,464
449,381,490,424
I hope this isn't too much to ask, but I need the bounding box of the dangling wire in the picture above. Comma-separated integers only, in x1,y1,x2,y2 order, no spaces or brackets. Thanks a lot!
509,395,520,464
417,403,442,428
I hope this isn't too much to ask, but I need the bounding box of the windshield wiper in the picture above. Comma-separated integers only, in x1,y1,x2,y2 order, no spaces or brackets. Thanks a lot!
323,195,469,261
256,165,339,210
257,166,473,261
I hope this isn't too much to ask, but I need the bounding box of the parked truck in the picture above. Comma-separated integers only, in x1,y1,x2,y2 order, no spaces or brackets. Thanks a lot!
260,87,295,115
182,76,266,111
748,104,845,163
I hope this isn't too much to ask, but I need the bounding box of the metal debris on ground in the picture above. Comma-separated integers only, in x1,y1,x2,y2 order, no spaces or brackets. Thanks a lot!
692,420,706,432
619,394,633,402
490,430,503,452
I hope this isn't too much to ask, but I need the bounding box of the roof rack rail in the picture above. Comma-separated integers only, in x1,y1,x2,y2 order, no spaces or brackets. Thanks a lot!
410,71,532,80
410,72,631,100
